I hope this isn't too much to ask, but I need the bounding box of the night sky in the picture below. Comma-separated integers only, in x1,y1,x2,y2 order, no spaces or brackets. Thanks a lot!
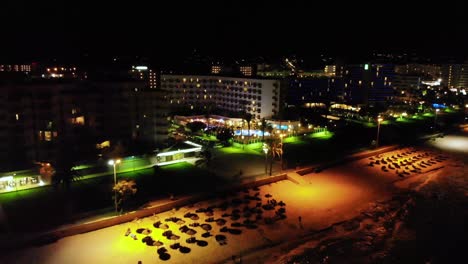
1,1,467,64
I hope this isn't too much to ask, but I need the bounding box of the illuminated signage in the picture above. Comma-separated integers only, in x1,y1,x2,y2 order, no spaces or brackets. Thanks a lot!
135,66,148,71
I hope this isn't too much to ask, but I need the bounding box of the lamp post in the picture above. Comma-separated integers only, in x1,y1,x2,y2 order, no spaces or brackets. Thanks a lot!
108,159,121,212
376,117,383,148
279,134,284,171
263,143,269,174
434,108,440,131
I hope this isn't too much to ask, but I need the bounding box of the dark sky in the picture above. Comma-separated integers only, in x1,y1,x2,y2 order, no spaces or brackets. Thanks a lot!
1,1,467,64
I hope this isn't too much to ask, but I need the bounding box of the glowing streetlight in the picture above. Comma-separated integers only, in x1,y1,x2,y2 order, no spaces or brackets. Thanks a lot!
263,143,269,174
108,159,121,212
376,117,383,148
279,134,284,171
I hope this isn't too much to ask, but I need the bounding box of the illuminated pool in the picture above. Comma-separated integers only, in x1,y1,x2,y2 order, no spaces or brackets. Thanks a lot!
234,130,271,136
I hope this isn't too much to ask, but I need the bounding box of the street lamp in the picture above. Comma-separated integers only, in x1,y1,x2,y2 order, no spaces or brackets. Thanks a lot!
434,108,440,130
108,159,121,212
376,117,383,148
279,134,284,171
263,143,269,174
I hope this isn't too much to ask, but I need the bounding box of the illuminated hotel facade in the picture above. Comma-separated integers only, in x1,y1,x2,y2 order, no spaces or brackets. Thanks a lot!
161,75,281,119
0,64,31,72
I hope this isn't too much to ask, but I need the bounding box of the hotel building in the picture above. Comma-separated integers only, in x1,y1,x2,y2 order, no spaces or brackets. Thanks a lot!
161,75,281,119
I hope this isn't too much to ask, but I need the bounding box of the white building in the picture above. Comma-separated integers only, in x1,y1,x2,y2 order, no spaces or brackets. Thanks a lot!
161,75,281,119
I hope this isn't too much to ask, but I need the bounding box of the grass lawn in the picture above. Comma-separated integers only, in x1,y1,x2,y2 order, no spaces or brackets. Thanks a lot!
444,108,456,113
0,162,218,232
395,117,414,123
309,131,334,140
381,120,392,125
218,144,263,156
196,134,218,142
347,119,375,127
283,136,306,144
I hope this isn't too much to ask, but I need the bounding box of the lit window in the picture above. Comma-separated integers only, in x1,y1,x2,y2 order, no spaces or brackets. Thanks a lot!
15,113,19,120
71,116,85,125
44,131,52,141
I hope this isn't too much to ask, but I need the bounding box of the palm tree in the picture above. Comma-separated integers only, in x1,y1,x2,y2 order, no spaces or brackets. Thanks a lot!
263,135,284,176
243,112,252,137
267,123,274,139
260,118,267,142
204,113,210,128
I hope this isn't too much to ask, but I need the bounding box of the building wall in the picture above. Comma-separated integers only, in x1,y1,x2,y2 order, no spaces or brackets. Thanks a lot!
392,74,421,92
285,77,338,107
161,75,281,119
458,64,468,89
394,64,441,78
0,81,168,170
340,64,395,105
441,64,462,88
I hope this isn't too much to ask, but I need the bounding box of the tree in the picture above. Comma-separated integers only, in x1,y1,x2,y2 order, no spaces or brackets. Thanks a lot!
195,149,212,168
265,137,283,175
51,140,81,189
113,179,137,213
267,123,274,138
39,162,54,183
243,113,253,137
105,141,126,159
216,128,233,146
260,118,267,141
204,113,211,128
186,121,207,134
51,152,81,189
